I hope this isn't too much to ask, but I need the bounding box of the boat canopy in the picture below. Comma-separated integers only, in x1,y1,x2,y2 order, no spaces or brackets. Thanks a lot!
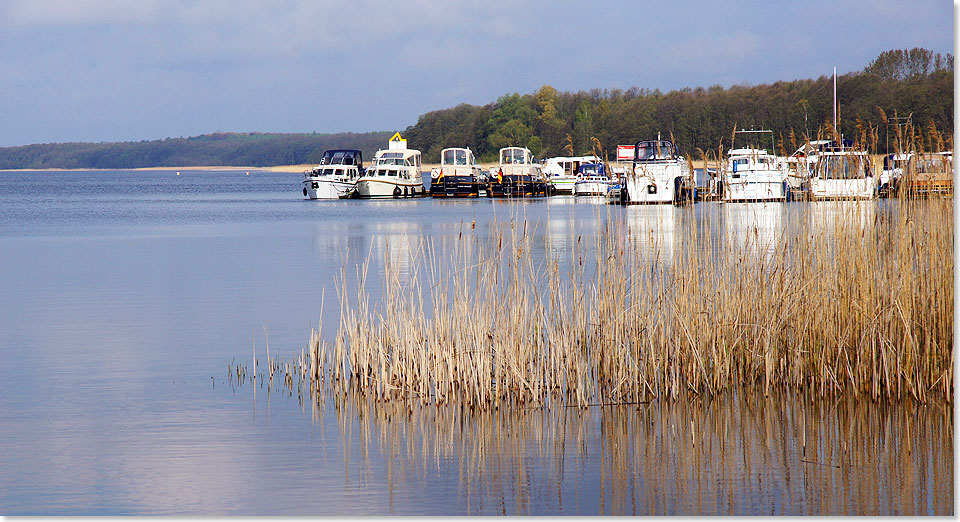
634,140,679,162
500,147,533,165
815,152,872,180
790,139,854,157
319,149,363,166
375,149,422,167
577,162,606,176
441,148,475,166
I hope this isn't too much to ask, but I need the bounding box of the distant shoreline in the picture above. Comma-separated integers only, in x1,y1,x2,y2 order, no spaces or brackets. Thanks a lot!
0,160,721,173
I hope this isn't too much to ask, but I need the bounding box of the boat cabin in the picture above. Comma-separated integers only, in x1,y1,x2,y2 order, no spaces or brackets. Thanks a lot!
310,149,363,178
500,147,535,165
634,140,680,162
814,151,872,180
366,149,422,179
442,148,477,166
319,149,363,166
577,162,607,179
375,150,421,167
727,148,778,177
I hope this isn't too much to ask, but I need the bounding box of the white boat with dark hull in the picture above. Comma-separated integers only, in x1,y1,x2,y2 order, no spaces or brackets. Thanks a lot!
721,148,787,202
810,149,877,200
488,147,550,197
429,147,488,197
355,134,425,199
302,149,363,199
611,138,694,204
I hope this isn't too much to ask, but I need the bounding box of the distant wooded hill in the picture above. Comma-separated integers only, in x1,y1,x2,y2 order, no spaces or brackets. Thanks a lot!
0,132,394,169
0,48,951,169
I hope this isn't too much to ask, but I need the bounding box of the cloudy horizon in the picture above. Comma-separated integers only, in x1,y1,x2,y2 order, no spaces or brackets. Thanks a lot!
0,0,954,146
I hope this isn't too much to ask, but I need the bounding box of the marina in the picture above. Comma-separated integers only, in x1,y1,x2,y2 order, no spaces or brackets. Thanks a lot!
0,168,951,515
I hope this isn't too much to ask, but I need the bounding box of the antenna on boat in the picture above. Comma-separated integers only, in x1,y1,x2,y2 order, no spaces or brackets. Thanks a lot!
833,66,839,149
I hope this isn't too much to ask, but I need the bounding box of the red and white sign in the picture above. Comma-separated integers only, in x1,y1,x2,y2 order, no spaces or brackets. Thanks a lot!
616,145,634,162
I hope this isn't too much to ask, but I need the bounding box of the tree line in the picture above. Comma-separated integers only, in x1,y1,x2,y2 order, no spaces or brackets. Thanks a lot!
404,48,953,162
0,131,394,170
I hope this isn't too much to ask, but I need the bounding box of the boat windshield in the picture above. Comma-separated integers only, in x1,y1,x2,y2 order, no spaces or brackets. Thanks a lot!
501,149,527,164
636,141,677,161
377,152,411,166
818,155,870,179
443,149,470,166
914,154,952,173
320,150,360,165
579,163,603,176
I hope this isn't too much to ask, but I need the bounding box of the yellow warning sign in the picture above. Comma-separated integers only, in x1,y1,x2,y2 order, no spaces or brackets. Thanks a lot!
390,132,403,142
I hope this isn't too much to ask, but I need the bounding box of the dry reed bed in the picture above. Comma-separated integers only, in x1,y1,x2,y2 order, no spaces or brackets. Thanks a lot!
248,198,952,408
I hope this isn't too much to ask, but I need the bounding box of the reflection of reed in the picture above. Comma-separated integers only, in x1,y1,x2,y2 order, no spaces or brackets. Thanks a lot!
247,384,950,515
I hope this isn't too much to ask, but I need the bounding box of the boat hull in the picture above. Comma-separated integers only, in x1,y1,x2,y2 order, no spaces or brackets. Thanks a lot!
722,180,786,202
549,177,577,194
573,181,612,196
488,176,551,198
303,179,355,199
429,176,487,198
355,178,425,198
810,178,877,200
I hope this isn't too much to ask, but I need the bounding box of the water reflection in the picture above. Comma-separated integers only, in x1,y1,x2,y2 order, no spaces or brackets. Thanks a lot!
720,202,785,259
314,389,952,515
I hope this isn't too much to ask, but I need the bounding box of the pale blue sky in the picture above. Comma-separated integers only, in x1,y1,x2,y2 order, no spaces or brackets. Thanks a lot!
0,0,954,146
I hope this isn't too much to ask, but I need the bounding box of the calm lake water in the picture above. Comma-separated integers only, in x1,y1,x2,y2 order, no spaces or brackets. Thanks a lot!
0,169,952,515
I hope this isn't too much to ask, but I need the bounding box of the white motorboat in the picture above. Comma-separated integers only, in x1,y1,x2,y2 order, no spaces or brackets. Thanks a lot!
543,155,599,194
302,149,363,199
612,138,694,204
810,148,877,200
722,148,787,202
355,134,425,199
573,162,614,196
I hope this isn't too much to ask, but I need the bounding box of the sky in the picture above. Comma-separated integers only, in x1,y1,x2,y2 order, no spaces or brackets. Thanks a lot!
0,0,954,146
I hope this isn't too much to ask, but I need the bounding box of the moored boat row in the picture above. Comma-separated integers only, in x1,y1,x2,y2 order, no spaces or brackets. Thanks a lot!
303,133,952,203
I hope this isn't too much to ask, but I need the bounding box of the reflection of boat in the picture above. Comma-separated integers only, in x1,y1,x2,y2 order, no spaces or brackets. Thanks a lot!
573,162,614,196
488,147,550,197
621,204,680,261
302,149,363,199
356,134,425,199
810,149,877,200
429,148,488,197
543,155,599,194
612,138,694,204
721,148,786,202
721,202,784,260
